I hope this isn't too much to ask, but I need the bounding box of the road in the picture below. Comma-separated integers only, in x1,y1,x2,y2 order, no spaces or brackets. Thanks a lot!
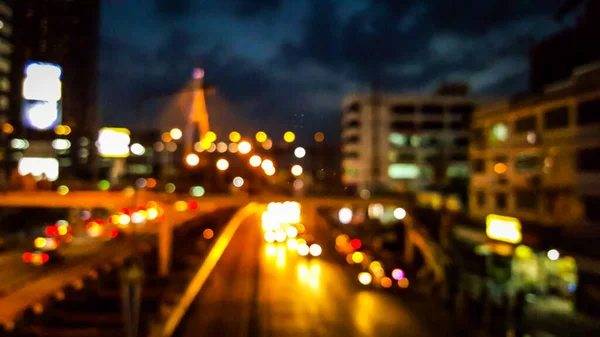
177,210,460,337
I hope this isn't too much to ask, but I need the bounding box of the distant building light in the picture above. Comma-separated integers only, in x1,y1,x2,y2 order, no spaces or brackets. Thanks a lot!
18,157,59,181
51,139,71,150
388,164,420,179
97,128,131,158
130,143,145,156
11,138,29,150
486,214,522,244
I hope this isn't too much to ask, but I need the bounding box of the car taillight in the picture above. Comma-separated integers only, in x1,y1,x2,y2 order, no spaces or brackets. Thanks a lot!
22,252,32,262
41,253,50,263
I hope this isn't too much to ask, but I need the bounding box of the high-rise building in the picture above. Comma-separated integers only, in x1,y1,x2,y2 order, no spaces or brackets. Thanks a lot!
0,1,13,185
341,86,480,196
10,0,101,180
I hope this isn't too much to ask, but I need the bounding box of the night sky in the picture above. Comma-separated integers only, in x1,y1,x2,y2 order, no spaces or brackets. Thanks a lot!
99,0,571,144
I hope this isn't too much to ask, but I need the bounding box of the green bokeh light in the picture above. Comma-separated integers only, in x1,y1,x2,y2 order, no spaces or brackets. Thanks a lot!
190,186,205,197
165,183,176,193
98,180,110,191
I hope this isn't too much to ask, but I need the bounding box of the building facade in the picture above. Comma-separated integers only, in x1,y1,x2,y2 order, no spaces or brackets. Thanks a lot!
0,1,12,184
341,91,478,196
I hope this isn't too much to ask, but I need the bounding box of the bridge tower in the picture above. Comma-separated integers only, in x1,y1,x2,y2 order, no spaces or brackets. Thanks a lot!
184,68,211,154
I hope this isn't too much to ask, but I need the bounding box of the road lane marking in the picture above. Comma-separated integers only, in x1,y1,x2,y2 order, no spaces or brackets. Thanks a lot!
159,203,262,337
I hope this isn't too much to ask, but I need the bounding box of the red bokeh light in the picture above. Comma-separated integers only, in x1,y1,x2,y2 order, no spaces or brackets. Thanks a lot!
22,252,32,262
350,239,362,250
41,253,50,263
188,200,198,211
109,228,119,238
45,226,57,236
119,208,130,215
94,219,105,226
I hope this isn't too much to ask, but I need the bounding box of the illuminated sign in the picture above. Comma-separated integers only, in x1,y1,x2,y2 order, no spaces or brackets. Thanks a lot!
486,214,522,244
21,62,62,130
97,128,131,158
18,157,59,181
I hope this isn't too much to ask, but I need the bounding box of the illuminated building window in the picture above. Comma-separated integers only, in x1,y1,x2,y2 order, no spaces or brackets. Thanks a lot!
409,135,422,147
476,191,486,207
577,99,600,126
495,193,507,209
446,163,469,178
577,147,600,172
0,77,9,91
544,106,569,129
0,57,10,73
491,123,508,142
344,168,359,177
0,95,8,110
388,164,420,179
515,115,537,133
583,195,600,222
390,104,415,115
516,190,538,210
389,133,407,146
472,159,485,173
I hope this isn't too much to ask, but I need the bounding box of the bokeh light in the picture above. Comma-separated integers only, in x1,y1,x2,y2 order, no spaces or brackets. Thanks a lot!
57,185,69,195
233,176,244,187
216,158,229,171
358,272,372,285
249,155,262,167
291,165,303,176
238,141,252,154
314,132,325,142
294,147,306,158
229,131,241,143
262,138,273,150
394,207,407,220
204,131,217,143
190,186,205,197
165,183,176,193
283,131,295,143
185,153,200,166
255,131,267,143
98,180,110,191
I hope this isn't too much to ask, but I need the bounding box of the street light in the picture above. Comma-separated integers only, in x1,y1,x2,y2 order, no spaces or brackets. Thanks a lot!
255,131,267,143
185,153,200,167
238,141,252,154
170,128,182,140
249,155,262,167
294,147,306,159
216,158,229,171
291,164,303,176
283,131,295,143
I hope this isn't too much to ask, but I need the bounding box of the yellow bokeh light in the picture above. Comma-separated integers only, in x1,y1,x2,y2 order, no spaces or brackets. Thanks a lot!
170,128,183,140
57,185,69,195
205,131,217,143
291,164,303,176
229,131,241,143
54,125,65,135
64,126,71,135
494,162,507,174
34,237,47,249
283,131,295,143
203,229,214,239
174,200,188,212
381,277,393,288
351,252,364,264
57,226,68,236
249,155,262,167
147,208,158,220
358,272,372,285
255,131,267,143
161,132,172,143
314,132,325,143
286,226,298,238
216,158,229,171
398,278,410,288
200,139,212,150
185,153,200,166
238,141,252,154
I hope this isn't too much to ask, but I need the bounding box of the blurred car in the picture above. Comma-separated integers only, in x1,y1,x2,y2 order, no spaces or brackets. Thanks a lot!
22,236,64,266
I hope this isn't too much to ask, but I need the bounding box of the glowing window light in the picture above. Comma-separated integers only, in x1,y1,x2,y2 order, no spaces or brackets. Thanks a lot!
486,214,522,244
492,123,508,141
294,147,306,158
255,131,267,143
229,131,241,143
130,143,145,156
358,272,372,285
338,207,353,224
388,164,420,179
216,142,227,153
18,157,59,181
249,155,262,167
97,128,131,158
238,141,252,154
233,176,244,187
394,207,407,220
51,139,71,151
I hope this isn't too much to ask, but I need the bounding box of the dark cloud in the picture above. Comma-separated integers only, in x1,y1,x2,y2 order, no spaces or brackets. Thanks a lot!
155,0,190,17
235,0,284,17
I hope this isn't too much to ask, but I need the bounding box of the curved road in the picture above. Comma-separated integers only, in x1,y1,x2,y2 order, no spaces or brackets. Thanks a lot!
177,211,460,337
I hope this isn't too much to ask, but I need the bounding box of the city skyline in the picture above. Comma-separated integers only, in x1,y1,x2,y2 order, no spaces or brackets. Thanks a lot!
99,0,571,142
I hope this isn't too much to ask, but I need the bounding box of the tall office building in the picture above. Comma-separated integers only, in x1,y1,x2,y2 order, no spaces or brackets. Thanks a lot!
11,0,101,179
341,85,480,196
0,1,13,185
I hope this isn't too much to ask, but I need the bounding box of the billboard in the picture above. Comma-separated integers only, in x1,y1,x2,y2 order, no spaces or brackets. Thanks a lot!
97,127,131,158
22,62,62,130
